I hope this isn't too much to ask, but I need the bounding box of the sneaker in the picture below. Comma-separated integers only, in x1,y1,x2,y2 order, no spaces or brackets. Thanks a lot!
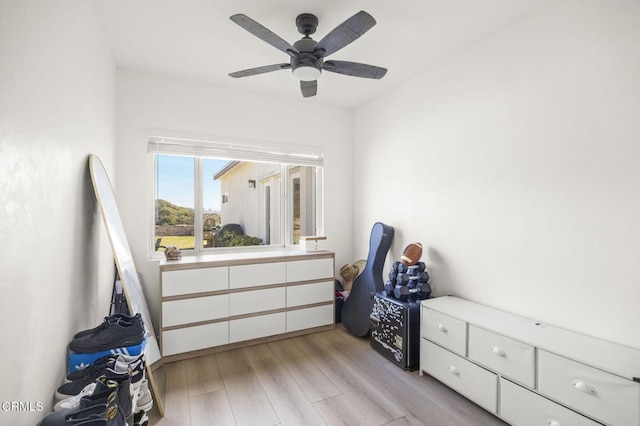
54,383,96,411
65,401,125,426
133,410,149,426
97,369,133,419
67,420,109,426
73,314,134,339
67,353,144,383
134,380,153,412
69,314,145,354
114,356,145,391
66,356,113,383
38,386,117,426
56,360,117,400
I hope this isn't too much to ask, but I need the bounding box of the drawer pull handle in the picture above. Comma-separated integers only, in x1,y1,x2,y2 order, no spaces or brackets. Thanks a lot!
548,420,561,426
448,366,460,376
572,380,597,395
437,324,448,333
491,346,506,357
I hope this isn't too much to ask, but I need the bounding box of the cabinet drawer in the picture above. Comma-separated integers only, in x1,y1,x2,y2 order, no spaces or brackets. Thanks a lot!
229,312,286,343
468,325,535,388
229,287,285,316
500,377,599,426
162,294,229,327
287,281,334,307
420,339,497,413
286,304,333,332
286,258,333,282
422,308,467,356
229,262,286,289
162,322,229,357
538,350,640,426
162,267,228,296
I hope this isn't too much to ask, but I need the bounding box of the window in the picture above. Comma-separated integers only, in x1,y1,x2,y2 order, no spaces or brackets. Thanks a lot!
148,134,323,257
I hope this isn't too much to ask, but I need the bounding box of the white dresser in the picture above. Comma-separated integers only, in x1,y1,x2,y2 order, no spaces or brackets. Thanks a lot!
420,296,640,426
159,251,335,362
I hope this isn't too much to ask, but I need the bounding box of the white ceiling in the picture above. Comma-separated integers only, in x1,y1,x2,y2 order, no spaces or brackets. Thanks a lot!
94,0,544,108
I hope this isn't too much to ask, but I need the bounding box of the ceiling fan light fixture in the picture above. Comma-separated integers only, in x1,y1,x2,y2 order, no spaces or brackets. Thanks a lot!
293,65,321,81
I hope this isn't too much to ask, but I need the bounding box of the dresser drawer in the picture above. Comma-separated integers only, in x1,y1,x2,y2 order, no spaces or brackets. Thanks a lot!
287,280,334,307
422,308,467,356
229,312,286,343
162,294,229,327
421,339,497,413
229,262,286,289
286,304,333,332
162,322,229,357
468,325,535,388
286,258,334,282
500,377,600,426
229,287,285,316
538,350,640,426
162,266,228,296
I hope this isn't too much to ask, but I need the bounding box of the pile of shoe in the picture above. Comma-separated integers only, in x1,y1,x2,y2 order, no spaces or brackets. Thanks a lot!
68,313,147,373
38,313,152,425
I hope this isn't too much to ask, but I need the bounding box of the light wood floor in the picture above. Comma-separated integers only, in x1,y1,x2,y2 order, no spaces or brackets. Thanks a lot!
148,324,507,426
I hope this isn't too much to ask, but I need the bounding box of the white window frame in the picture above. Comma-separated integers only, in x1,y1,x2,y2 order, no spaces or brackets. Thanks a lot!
147,131,324,259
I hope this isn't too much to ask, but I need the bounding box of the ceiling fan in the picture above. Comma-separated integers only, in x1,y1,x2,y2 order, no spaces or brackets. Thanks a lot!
228,11,387,98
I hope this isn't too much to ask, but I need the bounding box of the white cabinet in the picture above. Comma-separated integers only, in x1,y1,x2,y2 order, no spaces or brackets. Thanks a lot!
162,294,229,327
420,296,640,426
500,377,600,426
286,304,334,333
421,339,498,413
160,251,334,361
229,262,286,289
468,325,535,388
162,322,229,357
287,280,334,307
538,350,640,426
421,308,467,356
162,266,228,296
229,287,285,316
230,312,286,343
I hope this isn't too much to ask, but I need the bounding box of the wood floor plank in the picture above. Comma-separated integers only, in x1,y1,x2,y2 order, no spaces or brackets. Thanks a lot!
312,394,371,426
242,342,276,362
185,353,224,398
216,348,280,426
381,364,506,425
189,389,237,426
250,356,326,426
294,334,405,425
267,338,341,403
150,326,508,426
152,361,191,426
330,326,392,369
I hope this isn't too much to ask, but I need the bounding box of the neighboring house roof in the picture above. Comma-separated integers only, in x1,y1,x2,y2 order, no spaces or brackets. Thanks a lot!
213,160,241,180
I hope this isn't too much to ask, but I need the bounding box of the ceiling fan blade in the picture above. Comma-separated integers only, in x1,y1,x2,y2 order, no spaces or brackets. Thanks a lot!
323,60,387,79
300,80,317,98
230,14,299,57
314,11,376,57
229,63,292,78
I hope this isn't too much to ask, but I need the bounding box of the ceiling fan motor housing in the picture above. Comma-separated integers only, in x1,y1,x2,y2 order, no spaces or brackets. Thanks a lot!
292,37,322,81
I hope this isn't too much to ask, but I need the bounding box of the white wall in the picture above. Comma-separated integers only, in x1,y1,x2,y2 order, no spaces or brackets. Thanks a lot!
0,1,116,423
354,0,640,348
116,70,353,332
